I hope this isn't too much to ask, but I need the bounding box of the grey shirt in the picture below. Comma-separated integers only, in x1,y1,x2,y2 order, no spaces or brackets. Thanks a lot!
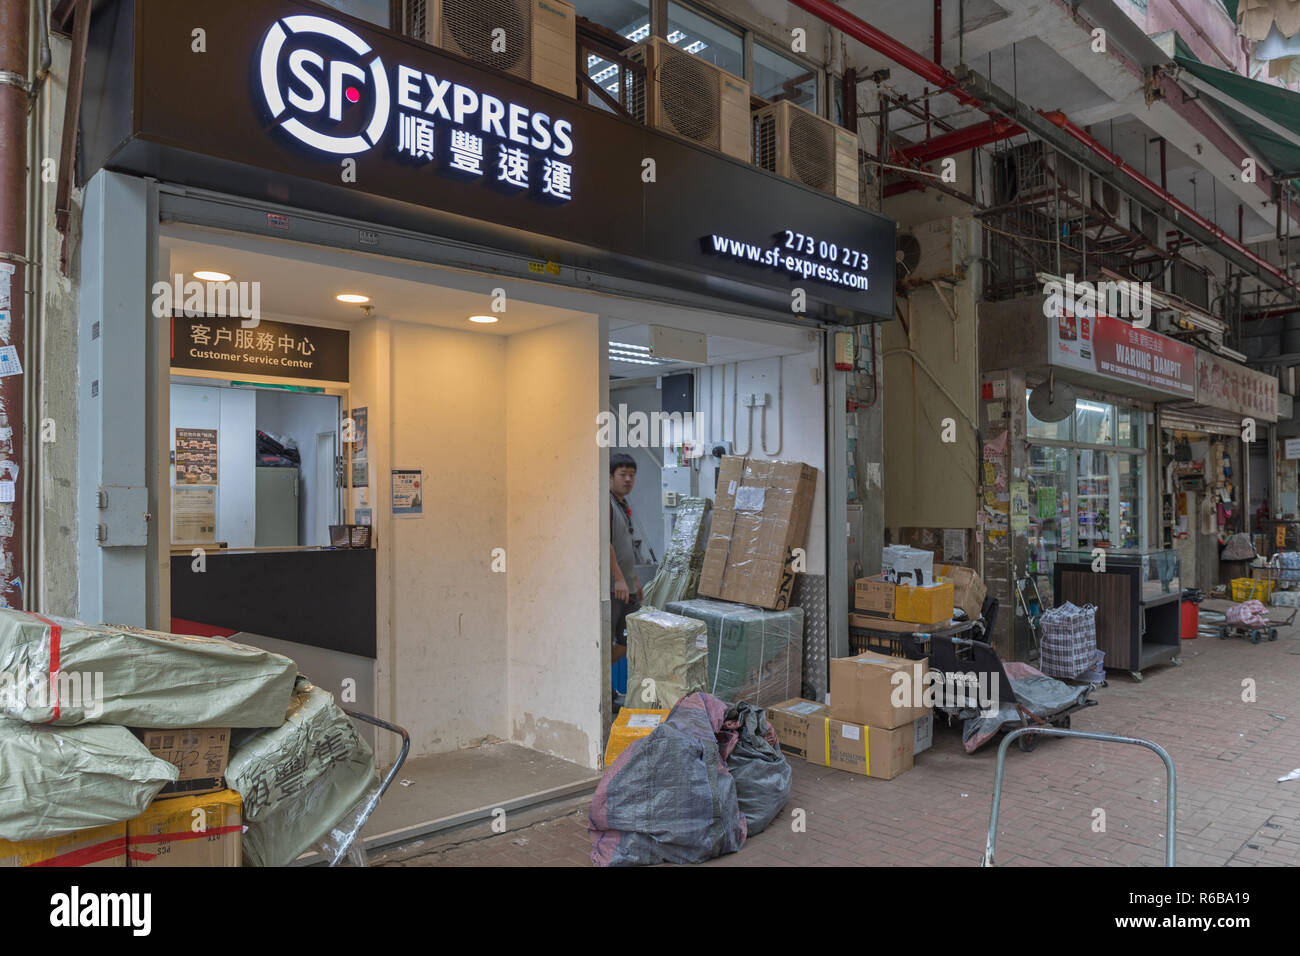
610,491,639,593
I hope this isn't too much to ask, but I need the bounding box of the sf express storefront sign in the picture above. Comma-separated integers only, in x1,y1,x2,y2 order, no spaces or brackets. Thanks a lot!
257,15,574,201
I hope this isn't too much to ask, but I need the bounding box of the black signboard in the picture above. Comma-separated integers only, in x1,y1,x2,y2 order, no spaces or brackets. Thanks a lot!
83,0,896,322
170,315,349,382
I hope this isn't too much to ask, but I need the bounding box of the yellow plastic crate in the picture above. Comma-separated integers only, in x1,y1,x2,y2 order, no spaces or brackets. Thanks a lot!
1232,577,1273,602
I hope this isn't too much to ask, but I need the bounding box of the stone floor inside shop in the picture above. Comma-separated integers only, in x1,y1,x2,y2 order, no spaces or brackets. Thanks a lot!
371,599,1300,867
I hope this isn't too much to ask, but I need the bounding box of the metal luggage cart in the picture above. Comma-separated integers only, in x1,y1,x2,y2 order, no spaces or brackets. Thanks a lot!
319,709,411,867
928,632,1098,752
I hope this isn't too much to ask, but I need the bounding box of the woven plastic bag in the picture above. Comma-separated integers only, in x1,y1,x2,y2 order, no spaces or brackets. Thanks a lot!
1039,602,1098,680
0,718,177,841
224,679,379,867
718,701,790,835
1226,600,1268,628
0,608,297,728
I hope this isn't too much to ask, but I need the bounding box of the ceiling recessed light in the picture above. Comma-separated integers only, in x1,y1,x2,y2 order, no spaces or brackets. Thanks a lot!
336,293,370,304
193,271,231,282
468,315,498,324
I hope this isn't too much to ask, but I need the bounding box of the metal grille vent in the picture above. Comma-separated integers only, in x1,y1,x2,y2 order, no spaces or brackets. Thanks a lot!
788,110,834,192
754,112,777,171
440,0,532,77
657,44,720,147
404,0,429,40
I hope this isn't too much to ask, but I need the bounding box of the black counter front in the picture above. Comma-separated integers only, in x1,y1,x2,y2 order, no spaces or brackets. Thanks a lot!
170,548,376,658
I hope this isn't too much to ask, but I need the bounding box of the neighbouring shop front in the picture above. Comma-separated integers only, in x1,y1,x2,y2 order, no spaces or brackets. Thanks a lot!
978,295,1196,678
72,0,895,828
1158,349,1279,592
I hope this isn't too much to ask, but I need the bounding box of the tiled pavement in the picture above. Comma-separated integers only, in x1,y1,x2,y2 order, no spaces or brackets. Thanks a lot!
379,601,1300,867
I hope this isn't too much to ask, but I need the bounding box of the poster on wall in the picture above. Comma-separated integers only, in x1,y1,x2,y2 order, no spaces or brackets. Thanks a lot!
173,486,216,542
1286,438,1300,460
391,469,423,518
175,428,218,484
348,407,369,487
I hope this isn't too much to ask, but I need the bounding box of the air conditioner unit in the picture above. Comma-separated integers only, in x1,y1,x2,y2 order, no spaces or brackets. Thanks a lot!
1089,175,1131,231
402,0,577,99
896,216,967,286
626,37,751,161
1007,141,1090,211
752,99,858,203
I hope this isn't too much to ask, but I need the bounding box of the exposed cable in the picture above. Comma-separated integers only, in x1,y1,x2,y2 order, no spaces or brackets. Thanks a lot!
761,356,784,456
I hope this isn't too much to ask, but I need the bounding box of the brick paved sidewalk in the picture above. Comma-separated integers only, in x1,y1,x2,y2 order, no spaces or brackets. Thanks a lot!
382,603,1300,867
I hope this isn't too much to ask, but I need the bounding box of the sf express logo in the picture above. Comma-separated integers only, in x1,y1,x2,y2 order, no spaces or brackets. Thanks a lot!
258,15,390,155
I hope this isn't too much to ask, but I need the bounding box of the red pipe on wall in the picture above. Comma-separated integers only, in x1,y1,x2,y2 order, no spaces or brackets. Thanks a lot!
788,0,1299,294
898,118,1023,164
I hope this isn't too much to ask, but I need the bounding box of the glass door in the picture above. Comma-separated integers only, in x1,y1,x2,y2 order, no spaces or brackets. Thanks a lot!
1076,448,1112,549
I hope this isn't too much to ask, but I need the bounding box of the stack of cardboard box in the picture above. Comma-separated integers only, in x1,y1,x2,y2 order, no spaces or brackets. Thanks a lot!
850,560,986,633
767,652,933,780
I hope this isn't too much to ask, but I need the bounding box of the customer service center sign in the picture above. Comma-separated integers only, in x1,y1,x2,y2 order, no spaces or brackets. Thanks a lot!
86,0,895,321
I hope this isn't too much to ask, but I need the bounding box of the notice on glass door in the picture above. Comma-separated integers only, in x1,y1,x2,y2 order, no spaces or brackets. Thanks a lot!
391,469,423,518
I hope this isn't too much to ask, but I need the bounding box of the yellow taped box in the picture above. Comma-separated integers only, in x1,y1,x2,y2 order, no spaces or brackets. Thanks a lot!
127,789,242,867
805,717,914,780
0,822,127,868
894,579,954,625
603,709,670,766
767,698,830,759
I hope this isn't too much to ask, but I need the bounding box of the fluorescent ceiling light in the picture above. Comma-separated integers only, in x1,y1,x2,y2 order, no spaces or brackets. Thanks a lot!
336,293,370,303
193,271,231,281
609,341,650,351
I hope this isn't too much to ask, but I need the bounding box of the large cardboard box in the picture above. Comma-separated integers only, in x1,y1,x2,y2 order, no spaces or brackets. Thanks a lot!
805,716,914,779
699,456,819,610
136,728,230,798
665,599,803,708
937,564,987,619
894,580,954,625
0,822,127,867
830,652,930,729
854,575,895,617
127,789,242,866
767,697,830,759
850,613,929,634
625,609,708,710
603,709,669,765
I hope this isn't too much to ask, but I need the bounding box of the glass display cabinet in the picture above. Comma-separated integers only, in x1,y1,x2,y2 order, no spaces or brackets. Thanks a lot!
1052,548,1182,681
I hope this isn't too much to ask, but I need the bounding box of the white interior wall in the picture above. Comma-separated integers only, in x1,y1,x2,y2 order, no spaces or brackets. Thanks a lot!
506,316,604,767
169,383,256,548
255,390,341,546
696,353,827,575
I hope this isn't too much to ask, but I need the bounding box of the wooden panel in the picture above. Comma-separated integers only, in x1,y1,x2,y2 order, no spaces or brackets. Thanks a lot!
1059,569,1133,669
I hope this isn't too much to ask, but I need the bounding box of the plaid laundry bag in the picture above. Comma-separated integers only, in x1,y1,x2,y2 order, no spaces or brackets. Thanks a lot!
1039,602,1098,679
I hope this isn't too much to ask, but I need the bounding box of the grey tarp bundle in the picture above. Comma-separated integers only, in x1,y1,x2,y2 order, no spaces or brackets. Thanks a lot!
589,692,746,866
719,701,790,835
641,497,711,609
960,661,1093,753
625,608,708,709
665,599,803,708
224,678,378,867
0,608,297,727
0,718,178,841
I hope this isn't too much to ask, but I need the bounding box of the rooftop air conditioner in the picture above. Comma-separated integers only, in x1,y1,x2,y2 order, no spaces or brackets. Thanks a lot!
1007,141,1090,212
626,37,751,161
403,0,577,98
753,99,858,203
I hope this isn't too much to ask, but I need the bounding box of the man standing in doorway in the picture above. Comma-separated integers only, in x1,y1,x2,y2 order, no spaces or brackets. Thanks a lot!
610,453,642,667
